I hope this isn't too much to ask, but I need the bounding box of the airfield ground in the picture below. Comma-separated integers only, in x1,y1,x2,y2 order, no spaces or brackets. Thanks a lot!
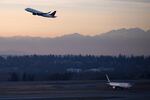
0,80,150,100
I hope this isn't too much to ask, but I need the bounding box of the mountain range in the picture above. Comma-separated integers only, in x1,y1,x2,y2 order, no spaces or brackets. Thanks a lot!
0,28,150,56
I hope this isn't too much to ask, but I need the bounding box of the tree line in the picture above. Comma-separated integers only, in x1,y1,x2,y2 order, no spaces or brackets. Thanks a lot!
0,55,149,81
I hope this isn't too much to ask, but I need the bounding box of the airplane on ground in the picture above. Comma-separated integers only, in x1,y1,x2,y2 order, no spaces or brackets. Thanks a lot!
25,8,57,18
106,74,132,89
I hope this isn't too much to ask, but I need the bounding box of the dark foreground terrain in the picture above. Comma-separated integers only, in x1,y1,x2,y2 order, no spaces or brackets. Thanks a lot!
0,80,150,100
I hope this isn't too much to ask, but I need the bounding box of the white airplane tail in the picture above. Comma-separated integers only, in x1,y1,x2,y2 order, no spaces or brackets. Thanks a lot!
106,74,111,83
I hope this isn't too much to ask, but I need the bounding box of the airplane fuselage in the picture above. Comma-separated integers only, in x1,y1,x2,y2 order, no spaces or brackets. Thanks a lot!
106,74,132,89
25,8,56,18
107,82,132,89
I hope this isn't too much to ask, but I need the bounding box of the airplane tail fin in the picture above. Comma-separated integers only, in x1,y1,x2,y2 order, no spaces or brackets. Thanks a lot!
106,74,111,83
50,11,56,16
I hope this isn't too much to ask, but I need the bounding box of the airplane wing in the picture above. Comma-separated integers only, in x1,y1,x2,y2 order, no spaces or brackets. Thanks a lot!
33,10,44,14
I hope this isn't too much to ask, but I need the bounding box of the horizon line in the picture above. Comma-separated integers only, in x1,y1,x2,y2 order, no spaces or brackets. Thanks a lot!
0,27,149,38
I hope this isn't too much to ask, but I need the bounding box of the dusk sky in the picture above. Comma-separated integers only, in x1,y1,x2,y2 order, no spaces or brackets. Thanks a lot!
0,0,150,37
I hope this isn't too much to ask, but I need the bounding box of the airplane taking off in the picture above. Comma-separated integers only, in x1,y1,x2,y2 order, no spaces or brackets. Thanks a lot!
25,8,57,18
106,74,132,89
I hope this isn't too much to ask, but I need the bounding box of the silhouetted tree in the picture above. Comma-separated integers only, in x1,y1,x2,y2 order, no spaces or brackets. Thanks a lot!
9,72,19,81
0,55,149,81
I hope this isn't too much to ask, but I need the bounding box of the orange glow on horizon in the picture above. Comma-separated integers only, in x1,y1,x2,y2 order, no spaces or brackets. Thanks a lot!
0,0,149,37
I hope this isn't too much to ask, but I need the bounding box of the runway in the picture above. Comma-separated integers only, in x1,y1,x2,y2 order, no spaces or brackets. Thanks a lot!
0,80,149,100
